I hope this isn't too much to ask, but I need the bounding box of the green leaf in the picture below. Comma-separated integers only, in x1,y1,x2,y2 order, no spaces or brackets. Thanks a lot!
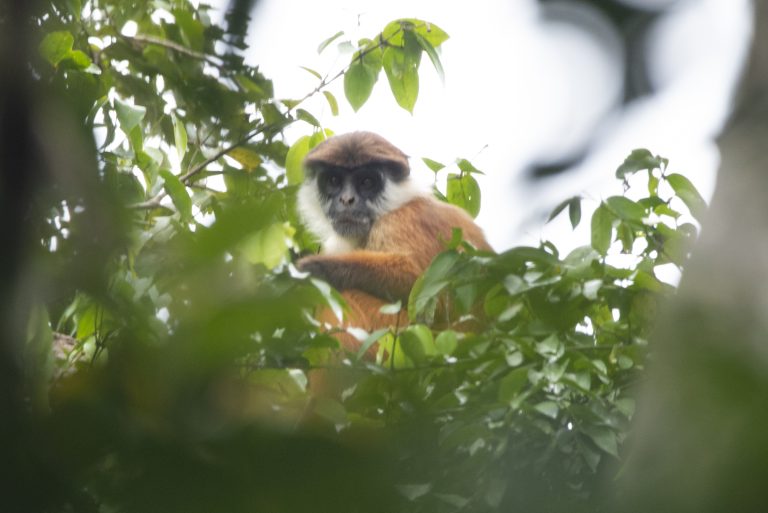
383,46,419,113
435,330,458,355
615,397,636,419
383,19,450,48
648,174,660,197
296,109,321,128
240,222,294,269
173,9,205,51
413,32,445,83
422,158,445,172
39,31,74,67
114,99,146,134
172,114,187,161
313,397,347,425
503,275,526,295
606,196,646,221
381,20,407,46
446,174,481,218
412,20,450,47
299,66,322,79
615,148,667,179
591,203,614,256
227,146,262,170
159,169,192,221
617,222,635,253
456,158,484,175
666,173,707,219
569,198,582,228
399,325,436,363
317,30,344,54
68,50,92,69
344,58,378,111
356,328,390,361
285,135,311,185
322,91,339,116
535,334,562,357
533,401,559,419
65,0,82,19
548,196,580,226
564,371,591,392
584,426,619,457
408,251,458,321
344,43,383,111
633,270,664,292
309,129,335,149
653,202,681,219
498,367,529,403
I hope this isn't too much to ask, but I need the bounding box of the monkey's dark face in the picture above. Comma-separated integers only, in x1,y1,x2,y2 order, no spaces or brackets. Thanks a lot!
316,165,386,241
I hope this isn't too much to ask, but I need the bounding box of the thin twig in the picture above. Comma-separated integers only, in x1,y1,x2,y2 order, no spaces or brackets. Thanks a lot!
130,124,271,209
124,34,221,65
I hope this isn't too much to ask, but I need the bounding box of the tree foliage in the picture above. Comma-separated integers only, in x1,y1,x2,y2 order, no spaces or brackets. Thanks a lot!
5,1,706,512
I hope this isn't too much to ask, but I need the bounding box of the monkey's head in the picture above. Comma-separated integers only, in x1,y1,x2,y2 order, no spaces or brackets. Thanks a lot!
298,132,423,251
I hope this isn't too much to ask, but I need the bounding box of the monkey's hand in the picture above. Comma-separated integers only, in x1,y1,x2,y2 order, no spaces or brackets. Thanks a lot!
297,252,421,302
297,255,335,282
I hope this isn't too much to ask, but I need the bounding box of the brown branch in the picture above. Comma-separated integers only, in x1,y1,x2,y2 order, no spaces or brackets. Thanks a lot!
123,34,220,65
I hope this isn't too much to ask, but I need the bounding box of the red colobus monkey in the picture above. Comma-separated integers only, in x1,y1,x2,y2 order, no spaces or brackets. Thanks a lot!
297,132,492,355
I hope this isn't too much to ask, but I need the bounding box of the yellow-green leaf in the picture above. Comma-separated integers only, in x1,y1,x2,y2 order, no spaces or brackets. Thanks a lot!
285,136,311,185
240,222,294,269
591,203,614,256
323,91,339,116
39,31,74,67
115,99,146,134
172,114,187,162
159,169,192,222
228,146,262,171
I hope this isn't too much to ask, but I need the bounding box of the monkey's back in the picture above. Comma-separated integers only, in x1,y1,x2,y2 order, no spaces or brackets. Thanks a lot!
367,196,492,272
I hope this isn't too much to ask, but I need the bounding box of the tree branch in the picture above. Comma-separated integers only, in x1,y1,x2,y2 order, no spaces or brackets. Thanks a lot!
123,34,221,65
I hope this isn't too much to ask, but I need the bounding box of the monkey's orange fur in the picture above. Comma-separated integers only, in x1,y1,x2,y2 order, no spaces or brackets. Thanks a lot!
298,133,492,359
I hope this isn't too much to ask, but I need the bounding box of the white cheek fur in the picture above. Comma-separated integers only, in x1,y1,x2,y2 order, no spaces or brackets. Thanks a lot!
298,176,427,255
298,179,358,255
368,178,427,217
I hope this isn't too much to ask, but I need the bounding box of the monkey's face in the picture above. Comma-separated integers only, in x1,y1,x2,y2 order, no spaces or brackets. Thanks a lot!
316,166,385,241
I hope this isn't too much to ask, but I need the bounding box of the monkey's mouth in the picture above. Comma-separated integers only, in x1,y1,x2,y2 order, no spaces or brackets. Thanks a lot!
332,214,371,238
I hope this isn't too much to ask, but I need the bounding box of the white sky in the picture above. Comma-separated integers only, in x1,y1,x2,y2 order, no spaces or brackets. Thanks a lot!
207,0,752,251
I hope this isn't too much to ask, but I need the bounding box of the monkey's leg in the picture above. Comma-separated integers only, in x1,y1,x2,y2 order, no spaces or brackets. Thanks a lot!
315,289,409,358
308,289,409,397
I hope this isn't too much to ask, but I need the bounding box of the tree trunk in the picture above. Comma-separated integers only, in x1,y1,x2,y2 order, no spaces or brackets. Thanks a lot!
619,2,768,511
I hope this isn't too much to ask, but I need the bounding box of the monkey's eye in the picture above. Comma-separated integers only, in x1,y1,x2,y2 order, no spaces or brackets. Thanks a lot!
322,172,344,192
356,172,381,194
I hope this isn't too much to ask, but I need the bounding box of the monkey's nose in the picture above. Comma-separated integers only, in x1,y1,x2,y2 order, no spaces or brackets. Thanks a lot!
339,195,355,206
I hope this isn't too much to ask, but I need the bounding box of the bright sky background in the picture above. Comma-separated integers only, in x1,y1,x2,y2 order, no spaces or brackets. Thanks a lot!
208,0,752,252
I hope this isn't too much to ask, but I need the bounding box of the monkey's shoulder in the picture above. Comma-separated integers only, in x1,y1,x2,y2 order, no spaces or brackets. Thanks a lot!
368,196,491,256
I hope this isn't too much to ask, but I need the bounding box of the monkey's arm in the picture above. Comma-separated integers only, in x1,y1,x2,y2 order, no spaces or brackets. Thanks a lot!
297,251,421,302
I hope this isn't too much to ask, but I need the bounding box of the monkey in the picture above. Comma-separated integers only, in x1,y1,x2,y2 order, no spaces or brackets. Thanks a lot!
296,131,493,357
